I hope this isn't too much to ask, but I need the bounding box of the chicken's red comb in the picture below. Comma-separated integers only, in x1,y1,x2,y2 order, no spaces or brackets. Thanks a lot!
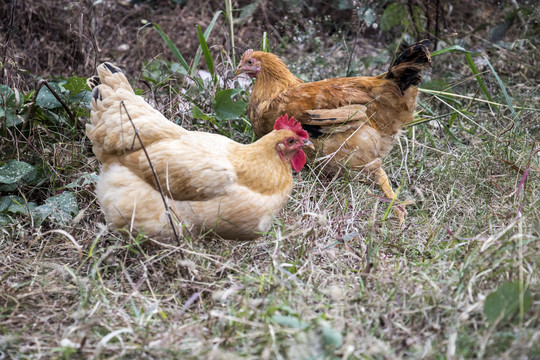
241,49,254,61
273,115,308,139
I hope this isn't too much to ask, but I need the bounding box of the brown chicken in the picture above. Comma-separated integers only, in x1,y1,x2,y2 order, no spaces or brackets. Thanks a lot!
86,63,313,240
236,40,431,223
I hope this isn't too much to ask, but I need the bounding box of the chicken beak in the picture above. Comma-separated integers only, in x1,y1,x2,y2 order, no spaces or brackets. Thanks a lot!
303,139,315,150
234,65,244,77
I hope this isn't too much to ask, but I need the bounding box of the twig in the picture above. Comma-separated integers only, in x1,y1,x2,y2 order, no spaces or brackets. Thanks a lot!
346,4,362,77
22,79,78,130
1,0,16,85
407,0,420,39
119,101,190,276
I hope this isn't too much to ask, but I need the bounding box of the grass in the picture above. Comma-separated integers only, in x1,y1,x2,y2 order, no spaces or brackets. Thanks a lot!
1,13,540,360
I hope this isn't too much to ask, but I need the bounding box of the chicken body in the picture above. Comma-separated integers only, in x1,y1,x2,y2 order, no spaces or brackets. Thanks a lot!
87,63,312,240
237,40,432,223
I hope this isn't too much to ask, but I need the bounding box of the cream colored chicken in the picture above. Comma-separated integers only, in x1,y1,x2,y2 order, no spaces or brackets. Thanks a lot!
86,63,313,240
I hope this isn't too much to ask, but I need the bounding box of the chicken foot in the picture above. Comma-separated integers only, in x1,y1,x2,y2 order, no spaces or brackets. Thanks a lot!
374,167,412,225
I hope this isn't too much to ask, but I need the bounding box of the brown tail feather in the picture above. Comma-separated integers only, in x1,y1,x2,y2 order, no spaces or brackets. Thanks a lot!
386,39,432,93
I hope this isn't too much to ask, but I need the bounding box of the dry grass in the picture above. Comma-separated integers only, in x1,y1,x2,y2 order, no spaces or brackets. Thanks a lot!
1,94,538,358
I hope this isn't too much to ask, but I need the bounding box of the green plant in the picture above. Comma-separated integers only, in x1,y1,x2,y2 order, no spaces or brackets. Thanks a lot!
0,78,93,229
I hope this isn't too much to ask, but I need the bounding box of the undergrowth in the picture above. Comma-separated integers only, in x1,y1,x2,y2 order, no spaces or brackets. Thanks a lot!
1,1,539,359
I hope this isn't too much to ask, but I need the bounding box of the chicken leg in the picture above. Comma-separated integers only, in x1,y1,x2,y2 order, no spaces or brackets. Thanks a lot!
374,167,412,225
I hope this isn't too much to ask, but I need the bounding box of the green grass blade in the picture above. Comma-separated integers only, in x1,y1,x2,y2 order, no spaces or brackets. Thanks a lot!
191,11,222,76
224,0,235,68
463,52,496,106
261,32,268,52
152,23,190,73
196,24,217,85
431,45,480,57
483,55,516,117
431,45,516,117
429,46,493,106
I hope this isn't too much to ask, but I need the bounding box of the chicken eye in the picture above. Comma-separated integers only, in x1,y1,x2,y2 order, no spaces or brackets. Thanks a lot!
286,138,295,145
247,59,253,65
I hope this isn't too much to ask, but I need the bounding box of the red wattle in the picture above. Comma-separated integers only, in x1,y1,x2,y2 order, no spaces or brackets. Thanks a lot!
291,150,306,172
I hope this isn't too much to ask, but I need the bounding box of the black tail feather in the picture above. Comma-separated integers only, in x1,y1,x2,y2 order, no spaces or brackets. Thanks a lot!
92,87,102,101
103,62,123,74
386,39,432,93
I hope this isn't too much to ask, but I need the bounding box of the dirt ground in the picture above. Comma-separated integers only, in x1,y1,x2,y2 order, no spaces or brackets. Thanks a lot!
2,0,537,85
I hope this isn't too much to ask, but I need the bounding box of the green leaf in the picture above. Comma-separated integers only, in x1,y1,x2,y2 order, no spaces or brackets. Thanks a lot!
0,213,10,226
0,183,18,192
213,89,248,120
65,173,98,189
0,160,35,184
36,83,63,109
196,24,216,84
429,45,509,116
0,85,17,109
192,11,222,77
464,52,496,106
321,326,343,348
63,76,91,94
484,281,532,324
35,191,79,224
272,315,308,329
192,105,214,121
4,110,22,127
70,90,92,107
0,195,35,215
361,8,377,27
153,23,190,73
483,56,516,117
380,3,407,31
430,45,480,57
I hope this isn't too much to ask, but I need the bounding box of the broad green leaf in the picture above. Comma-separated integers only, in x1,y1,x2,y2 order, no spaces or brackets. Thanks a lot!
380,3,407,31
322,326,343,348
272,315,308,329
213,89,248,120
361,8,377,27
192,106,214,121
484,281,532,324
35,191,78,224
0,195,23,212
63,76,91,94
0,183,17,192
0,85,21,127
32,204,53,226
65,173,98,189
4,110,22,127
0,85,17,109
0,195,35,215
36,83,63,109
70,90,92,107
0,213,10,226
0,160,35,184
